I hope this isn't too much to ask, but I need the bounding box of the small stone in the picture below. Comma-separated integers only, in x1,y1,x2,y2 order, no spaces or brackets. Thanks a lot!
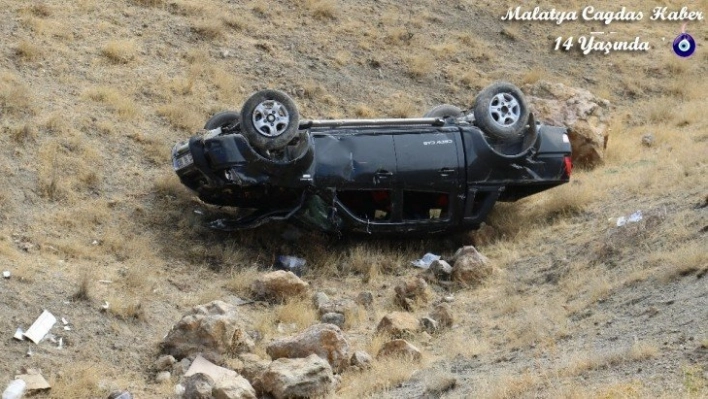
320,312,345,328
313,292,330,310
154,355,176,372
349,350,373,369
355,291,374,308
420,317,439,333
251,271,309,302
257,354,334,399
430,303,454,328
172,358,192,376
394,277,429,310
641,133,654,147
429,260,453,279
182,373,214,399
155,371,171,383
266,323,350,373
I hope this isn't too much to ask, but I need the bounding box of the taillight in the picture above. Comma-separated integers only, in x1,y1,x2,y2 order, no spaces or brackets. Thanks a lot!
563,156,573,178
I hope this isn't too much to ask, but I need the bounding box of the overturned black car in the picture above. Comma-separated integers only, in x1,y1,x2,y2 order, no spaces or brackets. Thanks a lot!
172,82,572,235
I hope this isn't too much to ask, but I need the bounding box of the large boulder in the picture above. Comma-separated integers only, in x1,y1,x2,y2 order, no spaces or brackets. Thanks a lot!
251,271,309,302
161,301,254,361
266,323,350,373
450,246,493,287
523,80,611,167
256,354,334,399
376,312,420,337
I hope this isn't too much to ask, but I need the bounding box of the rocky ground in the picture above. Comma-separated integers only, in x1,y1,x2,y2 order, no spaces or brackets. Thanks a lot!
1,0,707,398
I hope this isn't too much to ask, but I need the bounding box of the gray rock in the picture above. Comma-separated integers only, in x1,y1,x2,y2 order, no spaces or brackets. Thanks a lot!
420,316,439,333
155,371,171,383
213,375,257,399
153,355,176,372
183,373,215,399
429,260,453,279
173,358,192,376
450,246,493,287
355,291,374,308
349,350,373,369
266,323,350,373
312,292,331,310
430,303,454,328
257,354,334,399
320,312,345,328
235,353,270,383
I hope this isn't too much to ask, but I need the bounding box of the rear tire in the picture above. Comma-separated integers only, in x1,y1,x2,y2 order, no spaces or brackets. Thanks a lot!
424,104,464,119
204,111,240,130
473,82,529,141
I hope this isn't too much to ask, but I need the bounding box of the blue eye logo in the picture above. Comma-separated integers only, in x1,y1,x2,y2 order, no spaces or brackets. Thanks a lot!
672,24,696,58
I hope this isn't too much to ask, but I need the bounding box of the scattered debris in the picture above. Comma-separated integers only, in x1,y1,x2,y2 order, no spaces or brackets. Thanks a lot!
101,302,110,311
16,370,51,393
13,328,24,341
411,253,441,269
107,391,133,399
274,256,306,276
57,337,63,350
61,317,69,325
23,310,56,344
2,271,10,279
616,210,643,227
2,379,26,399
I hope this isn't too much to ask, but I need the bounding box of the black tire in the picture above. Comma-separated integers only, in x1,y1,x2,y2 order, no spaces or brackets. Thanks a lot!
473,81,529,141
240,90,300,151
204,111,239,130
423,104,464,119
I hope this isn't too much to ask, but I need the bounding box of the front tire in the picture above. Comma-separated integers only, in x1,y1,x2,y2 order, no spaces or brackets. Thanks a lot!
240,90,300,151
473,82,529,141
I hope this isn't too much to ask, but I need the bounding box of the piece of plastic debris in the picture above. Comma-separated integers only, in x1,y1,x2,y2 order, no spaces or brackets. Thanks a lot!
616,210,643,227
61,317,68,325
13,328,24,341
2,379,26,399
2,271,10,279
26,346,33,357
101,302,110,311
64,326,71,331
108,391,133,399
274,256,306,276
57,337,63,350
193,209,204,215
16,372,51,392
411,253,441,269
91,240,99,246
48,335,57,344
23,310,57,344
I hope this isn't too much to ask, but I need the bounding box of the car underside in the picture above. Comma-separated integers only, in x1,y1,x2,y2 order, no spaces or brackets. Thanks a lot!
172,82,572,235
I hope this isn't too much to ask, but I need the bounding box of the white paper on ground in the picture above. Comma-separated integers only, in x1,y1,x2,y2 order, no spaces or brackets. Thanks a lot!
23,310,57,344
184,354,239,385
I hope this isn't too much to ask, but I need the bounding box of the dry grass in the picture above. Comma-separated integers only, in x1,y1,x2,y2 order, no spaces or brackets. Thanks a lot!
84,86,138,119
338,356,416,398
0,72,34,116
305,0,337,20
101,40,138,64
14,40,42,61
191,20,223,40
274,297,318,330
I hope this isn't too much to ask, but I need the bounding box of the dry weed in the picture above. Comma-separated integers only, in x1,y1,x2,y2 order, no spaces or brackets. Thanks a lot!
305,0,337,20
14,40,42,61
102,40,138,64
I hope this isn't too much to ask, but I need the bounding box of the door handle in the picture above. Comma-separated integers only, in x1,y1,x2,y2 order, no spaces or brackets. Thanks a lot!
439,167,456,177
375,170,393,177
